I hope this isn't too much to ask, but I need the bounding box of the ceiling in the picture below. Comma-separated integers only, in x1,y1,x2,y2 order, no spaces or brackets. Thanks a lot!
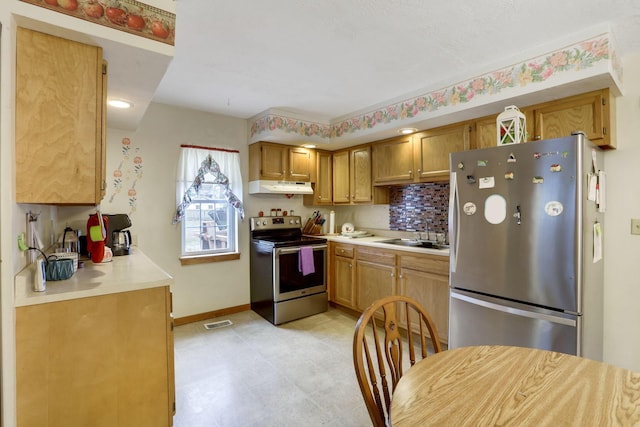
145,1,640,138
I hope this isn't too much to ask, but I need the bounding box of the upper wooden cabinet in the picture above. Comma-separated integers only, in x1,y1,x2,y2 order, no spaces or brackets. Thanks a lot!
16,27,107,205
472,89,615,149
304,150,333,205
248,141,313,182
333,145,378,204
372,135,414,185
473,115,499,150
413,122,471,181
531,88,615,148
472,110,534,150
372,124,470,185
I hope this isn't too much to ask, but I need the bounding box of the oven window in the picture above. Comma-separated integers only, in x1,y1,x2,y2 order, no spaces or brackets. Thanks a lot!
278,249,325,294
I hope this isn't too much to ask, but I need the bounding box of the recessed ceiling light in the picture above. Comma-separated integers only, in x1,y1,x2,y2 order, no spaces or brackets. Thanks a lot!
108,99,133,109
302,144,316,149
398,128,417,135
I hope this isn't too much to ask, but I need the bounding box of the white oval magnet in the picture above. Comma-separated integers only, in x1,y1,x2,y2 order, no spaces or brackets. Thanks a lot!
484,194,507,224
463,202,477,215
545,201,564,216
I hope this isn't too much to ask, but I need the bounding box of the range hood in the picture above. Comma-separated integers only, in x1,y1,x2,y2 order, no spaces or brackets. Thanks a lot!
248,180,313,195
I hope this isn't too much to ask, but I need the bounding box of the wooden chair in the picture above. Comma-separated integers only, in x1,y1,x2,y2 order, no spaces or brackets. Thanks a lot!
353,295,443,427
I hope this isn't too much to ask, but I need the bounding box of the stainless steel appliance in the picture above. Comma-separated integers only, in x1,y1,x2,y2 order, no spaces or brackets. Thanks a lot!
250,216,328,325
105,214,132,256
448,134,604,360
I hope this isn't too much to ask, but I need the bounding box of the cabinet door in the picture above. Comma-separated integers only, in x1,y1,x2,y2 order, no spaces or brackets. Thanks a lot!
532,89,612,147
414,123,470,181
16,27,106,204
351,146,372,203
333,150,351,204
333,255,356,308
356,260,396,311
260,143,288,180
474,115,499,150
372,135,414,184
315,151,333,204
16,287,174,427
288,147,312,181
399,268,449,345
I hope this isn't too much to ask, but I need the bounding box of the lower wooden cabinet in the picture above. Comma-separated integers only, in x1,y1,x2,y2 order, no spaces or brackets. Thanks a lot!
329,242,450,344
356,260,396,311
398,267,449,344
16,287,175,427
333,245,356,307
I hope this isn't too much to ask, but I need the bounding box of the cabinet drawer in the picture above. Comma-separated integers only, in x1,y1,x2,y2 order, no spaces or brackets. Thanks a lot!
357,246,396,266
400,254,449,275
334,244,354,258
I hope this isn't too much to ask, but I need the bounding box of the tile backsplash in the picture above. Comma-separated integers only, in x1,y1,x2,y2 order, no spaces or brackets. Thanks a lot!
389,183,449,233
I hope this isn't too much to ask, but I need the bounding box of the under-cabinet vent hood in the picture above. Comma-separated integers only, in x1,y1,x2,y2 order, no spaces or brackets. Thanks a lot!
248,180,313,195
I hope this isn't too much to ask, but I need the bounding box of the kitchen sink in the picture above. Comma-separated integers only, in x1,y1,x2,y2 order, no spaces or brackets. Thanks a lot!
377,238,449,250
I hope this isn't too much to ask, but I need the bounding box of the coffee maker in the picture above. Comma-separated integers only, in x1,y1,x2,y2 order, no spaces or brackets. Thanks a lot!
105,214,132,256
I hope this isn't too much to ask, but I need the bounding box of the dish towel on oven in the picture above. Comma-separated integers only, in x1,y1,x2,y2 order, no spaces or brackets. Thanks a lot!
298,246,315,276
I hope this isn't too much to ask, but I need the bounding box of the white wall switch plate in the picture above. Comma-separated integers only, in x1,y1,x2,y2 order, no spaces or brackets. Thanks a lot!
631,218,640,235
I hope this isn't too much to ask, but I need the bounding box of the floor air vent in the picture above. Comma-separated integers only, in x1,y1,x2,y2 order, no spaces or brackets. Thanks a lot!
203,320,232,330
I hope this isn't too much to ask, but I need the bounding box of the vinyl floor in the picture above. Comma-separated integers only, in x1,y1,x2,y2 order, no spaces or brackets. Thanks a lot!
173,308,372,427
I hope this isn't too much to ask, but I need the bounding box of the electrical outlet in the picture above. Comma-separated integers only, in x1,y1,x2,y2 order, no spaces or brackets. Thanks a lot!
631,219,640,235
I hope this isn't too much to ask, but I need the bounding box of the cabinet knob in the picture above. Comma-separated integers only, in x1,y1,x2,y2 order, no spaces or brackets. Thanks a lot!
417,169,421,174
349,263,352,268
535,135,541,140
409,170,413,177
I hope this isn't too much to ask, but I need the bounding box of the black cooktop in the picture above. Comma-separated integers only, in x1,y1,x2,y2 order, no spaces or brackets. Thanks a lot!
250,216,327,248
254,235,327,248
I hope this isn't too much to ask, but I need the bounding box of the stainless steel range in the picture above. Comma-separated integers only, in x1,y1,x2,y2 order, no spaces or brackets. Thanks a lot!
250,216,328,325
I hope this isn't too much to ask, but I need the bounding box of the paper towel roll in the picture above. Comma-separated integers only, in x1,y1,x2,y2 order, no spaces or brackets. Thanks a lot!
329,211,335,234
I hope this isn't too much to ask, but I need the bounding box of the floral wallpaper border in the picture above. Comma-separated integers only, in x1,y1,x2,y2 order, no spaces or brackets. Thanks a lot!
20,0,176,46
250,33,620,142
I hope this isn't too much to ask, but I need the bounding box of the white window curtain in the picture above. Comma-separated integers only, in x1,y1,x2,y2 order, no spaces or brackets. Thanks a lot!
173,145,244,224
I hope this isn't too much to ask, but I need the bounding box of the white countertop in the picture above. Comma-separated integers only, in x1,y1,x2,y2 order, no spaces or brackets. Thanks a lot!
14,248,173,307
322,234,450,257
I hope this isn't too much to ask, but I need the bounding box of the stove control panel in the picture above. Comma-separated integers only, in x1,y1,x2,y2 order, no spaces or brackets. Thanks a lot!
250,216,302,230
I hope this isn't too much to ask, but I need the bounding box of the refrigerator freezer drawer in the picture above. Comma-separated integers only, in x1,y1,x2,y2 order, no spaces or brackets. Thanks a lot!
449,290,580,356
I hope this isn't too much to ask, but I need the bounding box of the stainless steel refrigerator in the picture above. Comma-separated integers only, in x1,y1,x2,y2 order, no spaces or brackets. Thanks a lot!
448,134,604,360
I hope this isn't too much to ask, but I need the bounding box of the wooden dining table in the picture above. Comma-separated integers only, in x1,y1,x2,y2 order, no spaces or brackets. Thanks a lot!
390,345,640,426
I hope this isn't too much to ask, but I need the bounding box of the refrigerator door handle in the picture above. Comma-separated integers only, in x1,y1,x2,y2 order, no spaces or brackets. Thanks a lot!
451,292,577,327
449,171,460,272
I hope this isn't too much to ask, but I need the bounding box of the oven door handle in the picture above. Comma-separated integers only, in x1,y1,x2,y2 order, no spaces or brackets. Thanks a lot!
275,244,327,256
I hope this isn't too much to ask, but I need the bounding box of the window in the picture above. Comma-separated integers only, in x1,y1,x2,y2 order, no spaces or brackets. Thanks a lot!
175,145,244,259
182,184,236,255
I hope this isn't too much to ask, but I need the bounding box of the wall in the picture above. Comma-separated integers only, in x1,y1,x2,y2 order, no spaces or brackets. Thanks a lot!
57,102,320,319
602,53,640,371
